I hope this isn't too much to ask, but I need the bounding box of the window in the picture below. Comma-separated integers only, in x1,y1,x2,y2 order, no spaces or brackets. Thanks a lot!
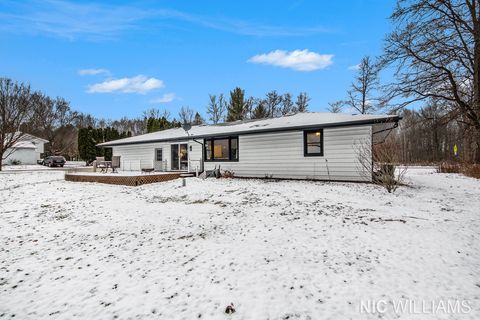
204,136,239,161
304,129,323,156
155,148,163,161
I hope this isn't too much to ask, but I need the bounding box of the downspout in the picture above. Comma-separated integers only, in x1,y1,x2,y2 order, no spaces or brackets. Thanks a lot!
192,138,204,172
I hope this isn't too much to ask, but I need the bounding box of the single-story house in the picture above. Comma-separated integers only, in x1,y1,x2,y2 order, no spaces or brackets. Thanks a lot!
98,112,400,182
4,133,48,165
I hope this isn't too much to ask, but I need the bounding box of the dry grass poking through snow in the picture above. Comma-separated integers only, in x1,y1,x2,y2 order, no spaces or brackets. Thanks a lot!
0,168,479,319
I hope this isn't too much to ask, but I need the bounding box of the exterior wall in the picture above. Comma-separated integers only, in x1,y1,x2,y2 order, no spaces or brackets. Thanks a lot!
112,142,172,171
112,141,204,172
203,125,372,182
111,125,372,182
4,148,37,165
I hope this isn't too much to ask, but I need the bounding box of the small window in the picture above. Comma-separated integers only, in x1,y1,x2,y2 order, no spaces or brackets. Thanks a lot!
204,136,239,162
155,149,163,161
304,129,323,156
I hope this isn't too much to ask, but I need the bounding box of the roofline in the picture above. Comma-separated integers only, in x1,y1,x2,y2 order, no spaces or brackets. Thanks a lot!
18,133,49,143
98,116,401,147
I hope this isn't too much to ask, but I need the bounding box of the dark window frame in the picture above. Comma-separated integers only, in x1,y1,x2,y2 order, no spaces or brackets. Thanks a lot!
204,136,239,162
155,148,163,161
303,129,324,157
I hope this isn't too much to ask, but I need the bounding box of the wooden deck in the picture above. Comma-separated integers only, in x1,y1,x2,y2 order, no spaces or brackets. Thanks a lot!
65,172,182,186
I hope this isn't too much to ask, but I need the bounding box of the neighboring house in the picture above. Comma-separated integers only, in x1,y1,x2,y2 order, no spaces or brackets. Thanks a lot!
4,133,48,165
98,112,400,182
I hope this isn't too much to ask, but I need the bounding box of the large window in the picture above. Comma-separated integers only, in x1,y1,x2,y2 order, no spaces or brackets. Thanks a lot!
304,129,324,156
204,136,239,162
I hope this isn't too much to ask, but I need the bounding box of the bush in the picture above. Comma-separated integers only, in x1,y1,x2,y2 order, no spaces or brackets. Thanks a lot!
357,136,406,193
437,162,480,179
463,164,480,179
221,170,235,178
8,159,21,165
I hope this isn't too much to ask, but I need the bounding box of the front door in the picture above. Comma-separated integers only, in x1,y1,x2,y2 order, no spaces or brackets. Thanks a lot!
171,143,188,171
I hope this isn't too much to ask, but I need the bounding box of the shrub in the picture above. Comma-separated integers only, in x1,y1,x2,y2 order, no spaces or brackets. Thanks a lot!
357,136,406,193
437,162,480,179
9,159,21,165
437,162,461,173
463,164,480,179
221,170,235,178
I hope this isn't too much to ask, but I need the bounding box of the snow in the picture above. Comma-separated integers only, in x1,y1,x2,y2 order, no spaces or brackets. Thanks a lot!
0,168,479,319
98,112,399,146
2,161,86,171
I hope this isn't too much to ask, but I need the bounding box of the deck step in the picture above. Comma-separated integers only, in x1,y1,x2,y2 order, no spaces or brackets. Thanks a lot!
180,173,196,177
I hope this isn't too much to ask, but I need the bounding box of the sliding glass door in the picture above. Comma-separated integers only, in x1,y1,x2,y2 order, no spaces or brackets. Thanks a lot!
171,143,188,171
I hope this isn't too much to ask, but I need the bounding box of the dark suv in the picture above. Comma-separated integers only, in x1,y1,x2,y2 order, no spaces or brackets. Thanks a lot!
43,156,66,167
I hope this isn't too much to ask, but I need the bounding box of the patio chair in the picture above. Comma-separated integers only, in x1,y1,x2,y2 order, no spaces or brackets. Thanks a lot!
111,156,121,173
96,156,107,173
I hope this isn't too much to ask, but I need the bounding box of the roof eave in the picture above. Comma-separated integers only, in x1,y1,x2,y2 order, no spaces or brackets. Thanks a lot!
98,116,401,147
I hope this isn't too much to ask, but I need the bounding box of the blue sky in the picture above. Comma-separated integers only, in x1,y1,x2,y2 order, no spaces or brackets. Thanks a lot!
0,0,396,120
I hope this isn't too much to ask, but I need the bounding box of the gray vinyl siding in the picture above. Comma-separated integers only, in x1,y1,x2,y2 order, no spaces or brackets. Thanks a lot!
203,125,372,182
111,125,372,182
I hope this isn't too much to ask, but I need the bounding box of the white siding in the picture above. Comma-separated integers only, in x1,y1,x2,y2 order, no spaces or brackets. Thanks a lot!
203,125,372,182
4,148,37,165
112,141,204,172
111,125,372,182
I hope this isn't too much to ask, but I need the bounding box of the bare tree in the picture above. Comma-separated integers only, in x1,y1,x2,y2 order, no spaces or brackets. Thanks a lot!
295,92,310,112
344,56,381,114
328,101,344,113
0,78,34,170
26,93,77,155
206,94,226,124
179,106,194,124
383,0,480,161
357,135,407,193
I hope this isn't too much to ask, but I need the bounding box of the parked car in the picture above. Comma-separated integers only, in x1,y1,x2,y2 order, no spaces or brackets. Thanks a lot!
37,159,44,165
43,156,66,167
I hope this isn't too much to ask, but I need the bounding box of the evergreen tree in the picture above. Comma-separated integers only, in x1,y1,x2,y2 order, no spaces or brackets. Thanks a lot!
251,99,268,119
193,112,205,125
295,92,310,112
281,93,294,115
227,87,246,122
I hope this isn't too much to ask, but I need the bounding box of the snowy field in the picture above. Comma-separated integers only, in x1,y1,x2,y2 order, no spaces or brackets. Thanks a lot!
0,168,479,319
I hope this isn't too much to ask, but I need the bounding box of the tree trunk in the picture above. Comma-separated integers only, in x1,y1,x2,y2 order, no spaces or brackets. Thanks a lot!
473,0,480,163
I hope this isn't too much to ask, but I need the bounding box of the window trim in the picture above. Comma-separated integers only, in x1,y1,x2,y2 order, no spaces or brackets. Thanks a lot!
155,148,163,161
303,129,324,157
204,136,239,162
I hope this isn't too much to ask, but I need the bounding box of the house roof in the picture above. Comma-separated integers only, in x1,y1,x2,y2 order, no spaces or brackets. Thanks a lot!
11,141,37,149
9,132,49,144
98,112,401,147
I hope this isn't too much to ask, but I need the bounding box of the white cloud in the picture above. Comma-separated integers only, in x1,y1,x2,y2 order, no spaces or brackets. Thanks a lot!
149,93,176,103
248,49,333,71
78,68,110,76
348,64,360,70
87,75,164,94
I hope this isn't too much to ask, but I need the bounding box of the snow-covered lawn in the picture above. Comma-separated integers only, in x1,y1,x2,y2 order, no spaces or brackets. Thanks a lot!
2,161,86,172
0,168,479,319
